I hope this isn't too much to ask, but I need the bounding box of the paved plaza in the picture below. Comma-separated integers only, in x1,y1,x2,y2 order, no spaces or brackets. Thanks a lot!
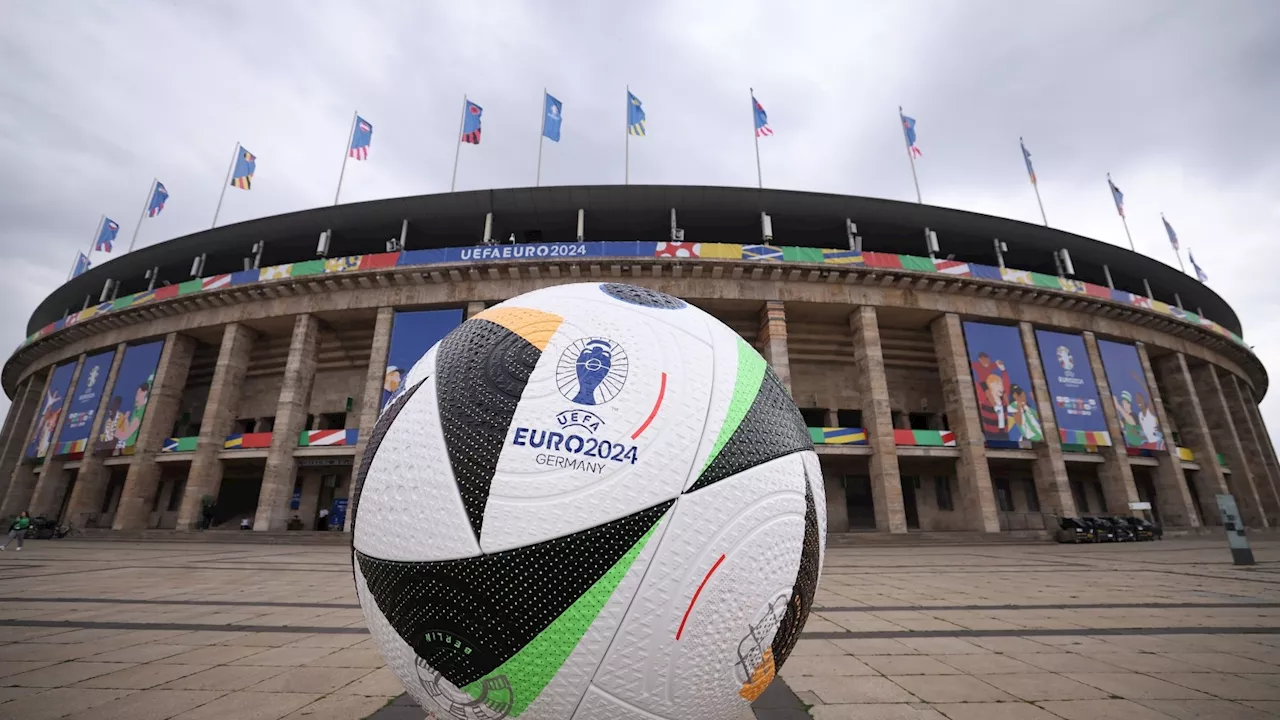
1,537,1279,720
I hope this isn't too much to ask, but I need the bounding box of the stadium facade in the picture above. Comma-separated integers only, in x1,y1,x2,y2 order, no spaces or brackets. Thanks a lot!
1,185,1275,537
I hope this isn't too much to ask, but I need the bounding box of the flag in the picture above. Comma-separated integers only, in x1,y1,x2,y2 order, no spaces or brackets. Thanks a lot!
1020,138,1036,185
231,148,256,190
900,110,921,157
349,116,373,160
1108,176,1124,218
1189,250,1208,282
461,100,483,144
1162,215,1179,251
95,217,120,252
147,182,169,217
542,93,563,142
752,93,772,137
627,91,646,136
71,252,91,278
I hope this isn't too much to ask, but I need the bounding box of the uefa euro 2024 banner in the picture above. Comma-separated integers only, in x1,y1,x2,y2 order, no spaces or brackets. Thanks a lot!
961,321,1044,444
382,308,464,409
1034,330,1108,439
1097,339,1166,450
25,360,77,459
55,349,116,455
95,340,163,456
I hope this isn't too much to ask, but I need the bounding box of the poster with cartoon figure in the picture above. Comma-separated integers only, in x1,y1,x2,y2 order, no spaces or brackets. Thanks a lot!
961,321,1044,444
25,361,77,459
382,309,464,409
1097,339,1166,450
94,340,163,456
1034,330,1109,442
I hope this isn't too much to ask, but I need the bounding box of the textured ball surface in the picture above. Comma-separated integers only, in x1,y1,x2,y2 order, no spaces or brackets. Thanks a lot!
352,282,825,720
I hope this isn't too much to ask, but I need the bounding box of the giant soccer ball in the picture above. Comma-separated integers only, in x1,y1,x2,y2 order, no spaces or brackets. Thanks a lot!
352,282,825,720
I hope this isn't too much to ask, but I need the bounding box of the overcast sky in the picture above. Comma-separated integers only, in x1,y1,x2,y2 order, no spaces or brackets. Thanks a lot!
2,0,1278,441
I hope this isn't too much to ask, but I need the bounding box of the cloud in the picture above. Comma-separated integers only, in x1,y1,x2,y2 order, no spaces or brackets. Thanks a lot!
1,0,1277,449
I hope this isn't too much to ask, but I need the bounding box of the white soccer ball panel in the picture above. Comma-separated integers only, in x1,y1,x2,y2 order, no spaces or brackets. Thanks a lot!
683,318,757,492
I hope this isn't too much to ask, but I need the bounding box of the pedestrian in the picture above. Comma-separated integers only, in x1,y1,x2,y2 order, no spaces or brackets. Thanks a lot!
316,507,329,531
1,511,31,551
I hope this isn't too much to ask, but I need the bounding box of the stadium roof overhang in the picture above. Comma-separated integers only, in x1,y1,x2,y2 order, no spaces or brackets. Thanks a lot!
29,185,1242,338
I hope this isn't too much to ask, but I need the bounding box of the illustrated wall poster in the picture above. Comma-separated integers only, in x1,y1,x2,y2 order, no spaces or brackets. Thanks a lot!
1034,330,1109,437
382,309,464,409
961,321,1044,443
55,349,116,455
95,340,164,456
26,361,77,459
1097,339,1166,450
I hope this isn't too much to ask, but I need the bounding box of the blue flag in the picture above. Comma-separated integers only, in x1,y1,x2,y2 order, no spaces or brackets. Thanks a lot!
752,93,772,137
147,182,168,217
71,252,91,278
627,91,646,136
1189,250,1208,282
1162,215,1179,251
900,110,921,157
231,147,256,190
461,100,483,144
1020,138,1036,185
543,94,563,142
95,217,120,252
349,116,373,160
1108,176,1124,218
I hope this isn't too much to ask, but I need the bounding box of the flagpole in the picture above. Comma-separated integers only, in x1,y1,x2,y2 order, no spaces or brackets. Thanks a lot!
1108,173,1135,252
625,86,630,186
127,179,156,253
334,110,358,206
751,88,763,190
212,142,239,229
67,251,81,282
1163,213,1187,273
451,96,466,193
900,106,922,204
1023,138,1048,226
86,214,104,259
536,89,546,187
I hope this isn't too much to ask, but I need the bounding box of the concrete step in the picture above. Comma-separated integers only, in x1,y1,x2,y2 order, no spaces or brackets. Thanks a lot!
75,528,350,545
828,530,1052,546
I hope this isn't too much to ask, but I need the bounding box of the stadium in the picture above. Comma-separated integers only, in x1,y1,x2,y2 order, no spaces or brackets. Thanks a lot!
0,184,1275,538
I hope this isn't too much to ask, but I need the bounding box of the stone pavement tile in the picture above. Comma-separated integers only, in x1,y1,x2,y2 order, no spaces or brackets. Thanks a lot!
1064,673,1212,700
1238,674,1280,688
332,667,404,697
1160,635,1279,654
163,644,268,665
809,703,946,719
281,693,389,720
1242,701,1280,714
935,654,1042,674
248,667,373,694
164,631,249,646
86,644,198,663
778,654,877,677
981,673,1112,701
1031,636,1116,652
33,629,127,644
2,661,134,688
0,685,45,704
0,687,136,720
1011,653,1122,673
1149,673,1280,701
0,626,77,643
218,632,317,647
1092,636,1188,654
169,691,318,720
831,638,921,655
283,634,367,649
1037,699,1182,720
158,665,292,691
72,662,212,689
896,638,993,655
822,612,909,632
861,656,963,675
0,660,60,678
966,637,1058,654
1226,649,1280,666
784,676,919,704
789,639,848,656
1162,653,1280,673
0,643,96,662
228,646,338,666
1136,699,1278,720
889,675,1016,703
931,702,1064,720
303,648,386,668
1090,652,1216,673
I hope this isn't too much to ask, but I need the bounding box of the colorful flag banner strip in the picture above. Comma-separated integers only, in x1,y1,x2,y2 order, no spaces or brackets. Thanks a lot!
1058,428,1113,447
224,432,273,450
161,436,199,453
298,429,358,447
893,429,956,447
1176,446,1195,462
807,427,868,445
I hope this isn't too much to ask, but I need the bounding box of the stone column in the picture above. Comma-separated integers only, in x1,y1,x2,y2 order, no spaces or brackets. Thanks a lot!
296,472,323,527
346,307,394,532
1136,343,1200,528
177,323,255,530
1153,352,1229,524
255,314,320,531
113,334,197,530
758,301,792,393
1226,374,1280,526
1081,332,1141,514
465,301,486,319
0,369,55,518
1191,362,1268,528
28,355,88,517
850,306,906,533
1242,388,1280,514
0,376,44,512
1017,324,1076,520
930,313,1000,532
63,345,127,527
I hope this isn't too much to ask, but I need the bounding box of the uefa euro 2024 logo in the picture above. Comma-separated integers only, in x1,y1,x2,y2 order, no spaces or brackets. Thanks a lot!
556,338,628,406
1056,345,1075,374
